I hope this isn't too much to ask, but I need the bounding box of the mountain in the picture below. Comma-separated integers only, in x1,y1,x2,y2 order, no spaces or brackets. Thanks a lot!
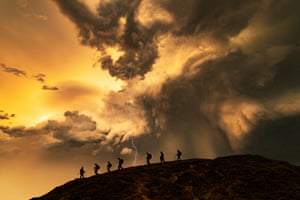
31,155,300,200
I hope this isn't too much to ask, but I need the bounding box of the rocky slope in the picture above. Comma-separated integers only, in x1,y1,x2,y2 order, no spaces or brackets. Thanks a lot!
31,155,300,200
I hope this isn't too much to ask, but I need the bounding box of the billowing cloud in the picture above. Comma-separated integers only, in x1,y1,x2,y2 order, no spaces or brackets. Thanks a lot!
0,0,296,165
1,1,299,199
136,0,300,158
0,111,107,157
53,0,262,81
53,0,160,80
49,0,300,163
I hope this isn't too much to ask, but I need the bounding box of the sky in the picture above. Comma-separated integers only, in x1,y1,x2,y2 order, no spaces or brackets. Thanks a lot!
0,0,300,199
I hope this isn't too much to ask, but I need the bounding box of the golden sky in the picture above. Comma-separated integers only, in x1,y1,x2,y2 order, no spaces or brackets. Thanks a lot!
1,0,300,199
0,1,123,199
0,0,123,127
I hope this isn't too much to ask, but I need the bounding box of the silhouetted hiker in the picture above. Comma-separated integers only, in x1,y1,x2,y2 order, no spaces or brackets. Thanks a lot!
160,151,165,163
118,158,124,170
146,152,152,165
107,161,112,172
176,149,182,160
94,163,100,175
80,166,85,179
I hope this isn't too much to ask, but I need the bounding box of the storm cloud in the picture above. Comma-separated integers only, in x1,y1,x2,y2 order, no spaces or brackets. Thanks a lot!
46,0,300,163
1,2,299,199
54,0,159,80
134,0,300,160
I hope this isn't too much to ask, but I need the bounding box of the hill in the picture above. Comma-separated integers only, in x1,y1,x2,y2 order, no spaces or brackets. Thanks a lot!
31,155,300,200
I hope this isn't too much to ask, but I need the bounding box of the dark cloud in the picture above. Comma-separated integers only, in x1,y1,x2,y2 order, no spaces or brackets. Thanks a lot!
52,0,262,80
0,111,15,121
33,73,46,83
136,46,300,160
0,63,27,77
0,115,10,120
156,0,260,39
0,111,106,156
0,125,27,137
135,0,300,163
42,85,59,90
0,63,56,88
241,114,300,163
49,0,300,164
53,0,160,80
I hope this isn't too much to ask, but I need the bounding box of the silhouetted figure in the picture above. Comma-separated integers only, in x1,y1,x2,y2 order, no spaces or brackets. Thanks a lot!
107,161,112,172
94,163,100,175
118,158,124,170
146,152,152,165
176,149,182,160
160,151,165,163
80,166,85,179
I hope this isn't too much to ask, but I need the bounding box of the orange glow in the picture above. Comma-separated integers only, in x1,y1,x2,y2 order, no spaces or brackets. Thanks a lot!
0,1,123,127
104,45,125,65
1,1,299,199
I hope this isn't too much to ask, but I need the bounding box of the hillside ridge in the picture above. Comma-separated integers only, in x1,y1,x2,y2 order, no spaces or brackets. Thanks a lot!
31,154,300,200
